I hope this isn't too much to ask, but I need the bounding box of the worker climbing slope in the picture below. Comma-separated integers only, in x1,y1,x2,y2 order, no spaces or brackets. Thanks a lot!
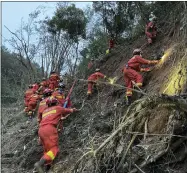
106,34,115,54
145,12,157,44
34,97,79,173
48,71,60,91
38,78,49,98
37,88,53,124
52,84,66,107
88,58,94,70
87,68,108,98
27,92,40,120
122,49,159,105
24,84,35,114
32,81,40,93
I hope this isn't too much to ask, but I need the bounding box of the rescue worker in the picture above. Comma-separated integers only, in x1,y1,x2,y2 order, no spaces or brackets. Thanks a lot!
32,81,40,93
122,49,159,105
34,97,79,173
106,35,115,54
87,68,108,98
48,71,60,91
145,15,157,44
109,35,115,51
52,84,66,106
27,93,40,119
38,78,49,98
37,88,53,124
88,59,94,70
24,84,35,113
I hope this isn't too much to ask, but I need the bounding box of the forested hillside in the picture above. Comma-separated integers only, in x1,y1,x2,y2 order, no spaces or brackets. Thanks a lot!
1,1,187,173
1,47,42,104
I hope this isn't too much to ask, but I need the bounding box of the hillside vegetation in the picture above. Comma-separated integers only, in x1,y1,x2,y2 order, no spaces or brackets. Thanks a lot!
1,1,187,173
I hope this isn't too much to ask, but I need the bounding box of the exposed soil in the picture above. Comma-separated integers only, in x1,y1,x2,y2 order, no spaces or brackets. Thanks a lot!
1,28,187,173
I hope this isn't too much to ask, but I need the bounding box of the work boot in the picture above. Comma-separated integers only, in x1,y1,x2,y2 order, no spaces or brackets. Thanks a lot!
28,111,34,120
34,158,46,173
126,96,132,106
87,93,91,100
44,164,51,172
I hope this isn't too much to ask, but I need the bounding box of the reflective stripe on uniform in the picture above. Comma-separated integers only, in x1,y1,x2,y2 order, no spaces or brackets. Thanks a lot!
126,91,132,96
42,110,56,118
39,102,46,106
126,91,132,94
56,95,63,99
136,83,142,87
46,150,55,160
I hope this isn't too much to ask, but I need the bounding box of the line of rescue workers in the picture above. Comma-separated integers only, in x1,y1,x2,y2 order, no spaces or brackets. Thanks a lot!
23,13,159,173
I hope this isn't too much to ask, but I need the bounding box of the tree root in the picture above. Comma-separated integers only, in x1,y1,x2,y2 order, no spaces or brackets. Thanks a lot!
72,94,187,173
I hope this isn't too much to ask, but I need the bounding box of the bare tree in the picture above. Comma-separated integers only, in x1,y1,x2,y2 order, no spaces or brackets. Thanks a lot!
4,10,41,81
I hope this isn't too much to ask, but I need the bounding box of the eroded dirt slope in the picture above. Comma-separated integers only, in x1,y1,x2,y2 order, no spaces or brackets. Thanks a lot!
1,29,187,173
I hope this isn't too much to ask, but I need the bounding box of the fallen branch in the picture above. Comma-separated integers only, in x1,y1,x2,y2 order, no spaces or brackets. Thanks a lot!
78,79,148,96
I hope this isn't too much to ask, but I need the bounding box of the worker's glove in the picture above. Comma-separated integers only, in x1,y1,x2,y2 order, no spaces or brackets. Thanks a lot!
151,60,159,64
72,108,80,112
140,68,151,72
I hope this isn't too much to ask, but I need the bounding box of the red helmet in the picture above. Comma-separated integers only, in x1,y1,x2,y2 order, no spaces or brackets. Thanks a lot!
46,97,58,106
43,88,52,95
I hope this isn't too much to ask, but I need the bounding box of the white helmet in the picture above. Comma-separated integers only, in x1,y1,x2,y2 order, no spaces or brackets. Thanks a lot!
133,49,142,55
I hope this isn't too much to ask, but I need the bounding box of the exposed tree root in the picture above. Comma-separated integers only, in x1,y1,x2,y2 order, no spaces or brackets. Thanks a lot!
72,94,187,173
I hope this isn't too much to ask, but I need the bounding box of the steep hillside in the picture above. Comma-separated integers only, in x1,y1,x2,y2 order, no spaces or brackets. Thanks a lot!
2,20,187,173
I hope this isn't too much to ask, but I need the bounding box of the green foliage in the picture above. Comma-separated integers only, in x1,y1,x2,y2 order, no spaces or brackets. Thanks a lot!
1,46,42,104
47,4,87,41
92,2,138,37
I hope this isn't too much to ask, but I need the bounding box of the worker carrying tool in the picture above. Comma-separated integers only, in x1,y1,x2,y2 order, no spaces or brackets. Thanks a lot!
122,49,159,105
34,97,79,173
48,71,60,91
24,84,35,113
37,88,53,124
145,12,157,44
87,68,108,98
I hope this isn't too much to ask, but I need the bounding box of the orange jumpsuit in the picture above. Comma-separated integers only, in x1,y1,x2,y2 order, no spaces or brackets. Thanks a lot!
145,21,157,44
38,106,74,165
52,90,66,106
24,89,35,108
37,97,48,123
27,94,40,112
49,73,60,90
109,39,114,49
88,62,93,69
123,55,155,96
38,80,49,96
32,83,39,93
87,72,106,95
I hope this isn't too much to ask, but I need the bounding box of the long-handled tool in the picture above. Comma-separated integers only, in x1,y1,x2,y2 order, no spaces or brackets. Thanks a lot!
63,79,77,108
56,80,77,132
